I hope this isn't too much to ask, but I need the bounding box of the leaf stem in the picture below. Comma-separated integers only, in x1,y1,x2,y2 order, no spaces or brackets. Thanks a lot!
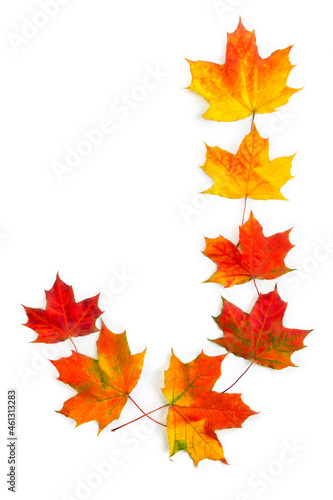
69,336,78,352
242,111,255,227
241,196,248,225
111,404,169,432
221,361,253,394
128,395,167,428
253,278,260,296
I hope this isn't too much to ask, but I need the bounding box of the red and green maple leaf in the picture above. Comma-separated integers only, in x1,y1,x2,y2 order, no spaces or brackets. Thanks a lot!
211,287,312,369
204,212,294,287
51,321,146,434
187,19,300,121
162,350,256,465
23,273,102,345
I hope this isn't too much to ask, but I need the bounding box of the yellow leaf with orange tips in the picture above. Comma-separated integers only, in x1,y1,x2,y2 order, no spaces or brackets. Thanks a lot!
162,351,256,465
187,19,300,122
202,124,294,200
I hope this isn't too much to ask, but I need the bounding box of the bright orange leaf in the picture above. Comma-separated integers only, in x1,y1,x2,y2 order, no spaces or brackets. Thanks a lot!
51,321,146,434
23,274,102,345
204,212,293,287
202,124,294,200
187,19,300,122
212,287,312,369
162,350,256,465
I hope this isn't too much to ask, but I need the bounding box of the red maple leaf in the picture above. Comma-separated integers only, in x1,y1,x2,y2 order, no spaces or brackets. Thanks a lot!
204,212,293,287
23,273,102,345
211,287,312,369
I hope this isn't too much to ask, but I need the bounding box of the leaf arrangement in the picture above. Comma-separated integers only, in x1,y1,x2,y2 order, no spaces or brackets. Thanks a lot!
23,20,311,466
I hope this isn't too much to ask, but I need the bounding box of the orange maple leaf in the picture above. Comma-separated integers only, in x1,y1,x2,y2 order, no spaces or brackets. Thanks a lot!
51,321,146,434
23,274,102,345
187,19,300,121
204,212,294,287
162,351,256,465
201,124,294,200
211,287,312,369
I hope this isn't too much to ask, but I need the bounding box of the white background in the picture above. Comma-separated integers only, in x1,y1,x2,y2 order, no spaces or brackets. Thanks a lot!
0,1,332,499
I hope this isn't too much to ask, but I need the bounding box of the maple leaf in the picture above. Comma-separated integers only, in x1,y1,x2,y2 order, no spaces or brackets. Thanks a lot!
211,287,312,369
51,321,146,434
162,350,256,465
187,19,300,122
201,124,294,200
204,212,294,287
23,273,102,345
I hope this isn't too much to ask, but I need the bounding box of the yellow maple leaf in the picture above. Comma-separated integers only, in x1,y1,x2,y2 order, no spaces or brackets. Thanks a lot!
162,350,256,465
187,19,300,121
202,124,294,200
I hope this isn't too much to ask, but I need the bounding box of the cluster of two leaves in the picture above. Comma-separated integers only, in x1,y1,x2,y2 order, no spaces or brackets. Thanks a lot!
188,20,298,201
23,274,255,465
204,214,311,369
23,274,144,434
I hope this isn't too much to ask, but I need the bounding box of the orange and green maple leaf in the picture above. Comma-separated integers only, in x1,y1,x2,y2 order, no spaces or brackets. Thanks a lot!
162,350,256,465
23,273,102,344
211,287,312,369
202,124,294,200
187,19,300,121
51,321,146,434
204,212,294,287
